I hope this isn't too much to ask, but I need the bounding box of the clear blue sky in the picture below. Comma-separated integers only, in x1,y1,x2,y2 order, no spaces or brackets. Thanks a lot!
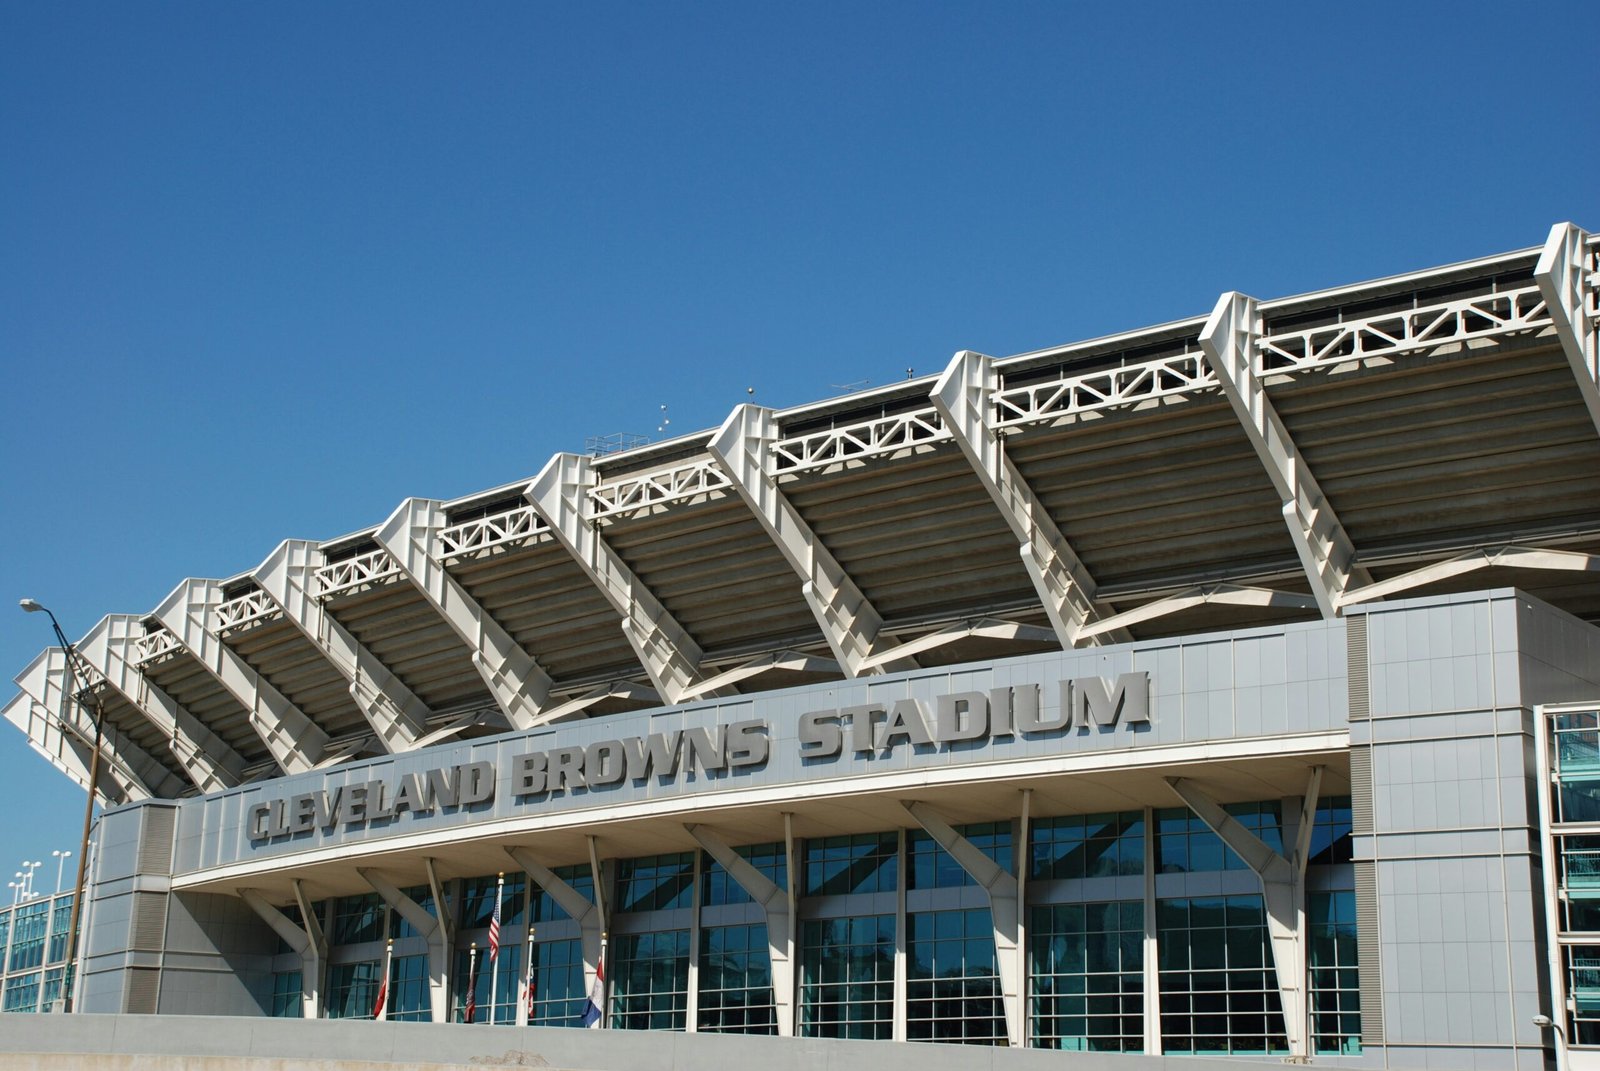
1,2,1595,879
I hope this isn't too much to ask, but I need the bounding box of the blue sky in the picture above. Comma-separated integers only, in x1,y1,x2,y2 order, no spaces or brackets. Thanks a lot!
1,1,1595,879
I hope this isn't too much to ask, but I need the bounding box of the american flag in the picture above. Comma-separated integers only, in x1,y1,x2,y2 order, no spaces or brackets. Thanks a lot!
488,881,502,961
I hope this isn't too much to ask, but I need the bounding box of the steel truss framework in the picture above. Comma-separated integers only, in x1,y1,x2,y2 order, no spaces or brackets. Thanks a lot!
11,222,1600,804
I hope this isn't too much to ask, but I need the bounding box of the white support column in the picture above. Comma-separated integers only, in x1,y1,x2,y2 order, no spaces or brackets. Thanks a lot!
2,691,129,805
375,499,551,731
685,823,796,1037
151,579,329,774
255,539,430,751
1166,770,1323,1060
1535,222,1600,434
18,648,179,800
78,615,244,793
528,455,721,704
360,868,450,1023
240,889,319,1016
932,350,1128,648
505,846,604,1004
708,405,915,677
902,800,1024,1047
1201,293,1371,617
291,879,329,1019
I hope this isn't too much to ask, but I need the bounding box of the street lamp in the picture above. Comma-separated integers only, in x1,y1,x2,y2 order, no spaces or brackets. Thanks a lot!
20,598,103,1012
20,860,42,899
52,851,71,895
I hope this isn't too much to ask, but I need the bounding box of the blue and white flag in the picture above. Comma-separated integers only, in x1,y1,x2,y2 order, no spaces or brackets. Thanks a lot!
580,939,606,1029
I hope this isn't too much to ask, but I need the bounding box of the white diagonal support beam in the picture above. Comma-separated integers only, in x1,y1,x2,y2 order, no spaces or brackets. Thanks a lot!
506,845,604,1005
1342,545,1600,608
2,691,125,805
374,498,552,731
1167,772,1322,1060
858,618,1056,672
78,615,244,793
1535,222,1600,434
255,539,430,751
1076,585,1320,641
529,454,723,704
903,800,1024,1048
361,868,450,1024
933,350,1129,648
686,824,795,1037
677,651,837,702
18,649,177,800
239,890,319,1018
1202,293,1372,617
151,579,330,775
708,405,916,677
529,680,659,728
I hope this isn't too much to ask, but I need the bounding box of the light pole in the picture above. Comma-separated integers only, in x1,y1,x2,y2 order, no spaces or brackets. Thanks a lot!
20,598,103,1013
52,851,71,895
21,860,42,900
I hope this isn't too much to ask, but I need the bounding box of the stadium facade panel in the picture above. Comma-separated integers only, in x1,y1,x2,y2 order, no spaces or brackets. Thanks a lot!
9,222,1600,1068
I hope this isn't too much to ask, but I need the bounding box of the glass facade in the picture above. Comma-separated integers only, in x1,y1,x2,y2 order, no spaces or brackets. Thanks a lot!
906,908,1004,1044
325,960,381,1019
803,834,898,896
0,891,75,1014
529,937,587,1025
799,916,894,1039
331,894,384,947
1031,812,1145,880
454,944,522,1024
1029,901,1143,1052
1309,891,1360,1055
703,843,786,907
8,901,48,973
699,923,775,1033
1545,708,1600,1047
610,930,689,1030
1157,895,1286,1055
271,970,302,1017
387,953,430,1022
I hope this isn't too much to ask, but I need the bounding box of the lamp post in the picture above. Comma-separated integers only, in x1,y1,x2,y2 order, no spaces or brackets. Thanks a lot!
52,850,71,895
21,860,42,899
20,598,103,1013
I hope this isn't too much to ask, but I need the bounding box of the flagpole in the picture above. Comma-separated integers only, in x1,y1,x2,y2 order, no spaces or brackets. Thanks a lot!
522,925,537,1027
466,942,478,1024
489,872,503,1024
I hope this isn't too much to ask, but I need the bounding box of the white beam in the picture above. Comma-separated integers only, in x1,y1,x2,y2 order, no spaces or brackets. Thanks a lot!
291,879,329,1019
529,680,659,728
78,615,244,793
505,845,604,1006
529,454,723,704
858,618,1056,672
1535,222,1600,435
254,539,430,751
151,579,329,775
685,824,795,1037
1201,293,1372,617
374,499,552,731
932,350,1130,647
1341,545,1600,608
1076,584,1320,641
707,405,915,677
678,651,837,702
3,691,113,803
902,800,1024,1047
1167,774,1319,1060
17,649,174,800
360,868,449,1024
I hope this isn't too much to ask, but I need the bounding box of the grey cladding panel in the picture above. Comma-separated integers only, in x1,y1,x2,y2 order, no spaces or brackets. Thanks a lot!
1347,614,1369,720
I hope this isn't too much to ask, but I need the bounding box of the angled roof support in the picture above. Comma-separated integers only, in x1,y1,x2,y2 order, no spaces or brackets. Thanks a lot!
708,405,915,677
1340,545,1600,607
1535,222,1600,434
1201,293,1372,617
1075,585,1320,642
528,680,660,729
375,499,551,731
506,845,603,1007
686,823,795,1037
151,579,329,775
78,615,244,793
240,889,323,1019
2,691,119,804
17,649,176,800
254,539,430,751
529,454,724,704
933,350,1130,647
360,868,450,1024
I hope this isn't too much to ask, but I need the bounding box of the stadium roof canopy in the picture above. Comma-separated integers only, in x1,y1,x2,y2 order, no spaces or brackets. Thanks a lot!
10,221,1600,806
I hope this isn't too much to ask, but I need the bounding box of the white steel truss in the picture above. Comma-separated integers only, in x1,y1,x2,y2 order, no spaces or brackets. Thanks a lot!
1535,222,1600,435
77,614,245,793
213,588,280,632
437,504,548,561
254,539,431,752
2,691,117,804
934,350,1128,647
17,648,179,801
1257,286,1551,375
768,408,950,475
150,579,330,775
1075,584,1321,642
314,547,402,599
529,453,721,704
132,624,181,666
991,349,1216,429
708,405,916,677
374,498,551,730
588,457,733,521
1202,293,1372,618
1339,545,1600,608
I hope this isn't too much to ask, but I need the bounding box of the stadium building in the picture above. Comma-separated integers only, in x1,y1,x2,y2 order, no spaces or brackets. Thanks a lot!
7,222,1600,1070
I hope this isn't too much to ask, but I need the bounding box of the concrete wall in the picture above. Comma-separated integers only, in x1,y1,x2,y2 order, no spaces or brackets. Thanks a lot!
0,1013,1318,1071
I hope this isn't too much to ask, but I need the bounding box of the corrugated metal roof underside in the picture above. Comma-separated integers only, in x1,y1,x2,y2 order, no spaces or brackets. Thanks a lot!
321,582,492,713
139,651,270,769
219,617,371,739
95,688,194,794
